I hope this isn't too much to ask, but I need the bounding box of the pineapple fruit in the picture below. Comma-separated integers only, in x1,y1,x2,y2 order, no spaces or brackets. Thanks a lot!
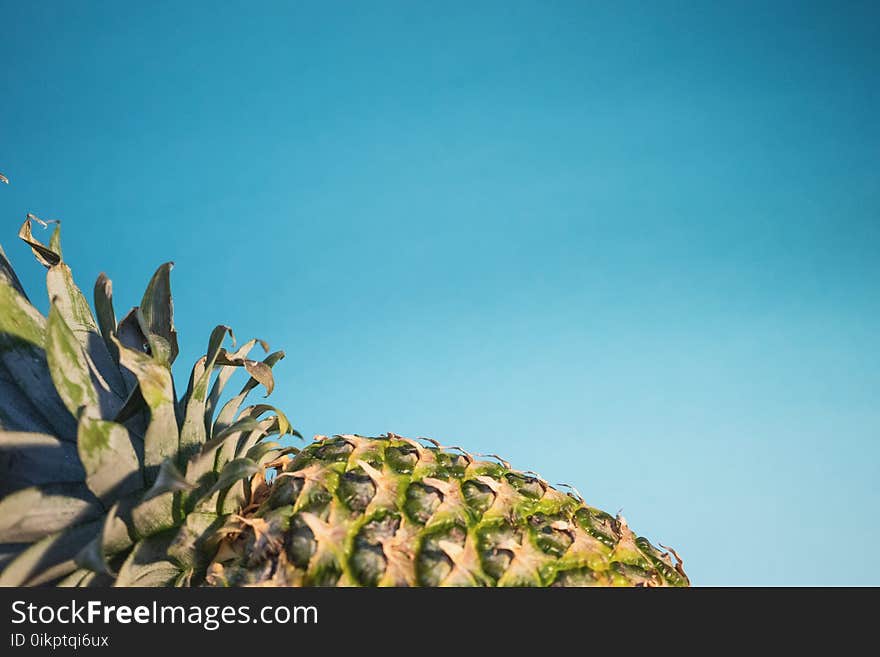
0,217,688,587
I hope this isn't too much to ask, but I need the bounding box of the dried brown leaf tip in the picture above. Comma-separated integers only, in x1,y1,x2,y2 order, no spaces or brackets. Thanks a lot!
25,212,56,228
0,172,9,184
660,543,688,578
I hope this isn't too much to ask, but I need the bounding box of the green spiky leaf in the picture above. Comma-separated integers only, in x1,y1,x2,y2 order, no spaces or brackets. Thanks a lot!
136,263,179,365
166,512,220,570
114,338,178,483
0,242,28,299
75,503,130,576
0,432,85,489
114,533,180,587
0,275,46,347
93,273,122,371
0,485,101,543
131,492,177,539
213,350,285,433
204,338,267,434
45,304,99,419
47,264,125,403
207,458,259,498
179,325,234,463
76,416,142,505
0,520,102,586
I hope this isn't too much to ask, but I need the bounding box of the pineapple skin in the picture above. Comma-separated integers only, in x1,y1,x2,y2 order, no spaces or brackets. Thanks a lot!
207,435,689,587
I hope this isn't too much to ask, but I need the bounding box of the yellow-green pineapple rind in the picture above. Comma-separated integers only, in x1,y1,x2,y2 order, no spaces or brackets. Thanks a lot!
208,435,689,587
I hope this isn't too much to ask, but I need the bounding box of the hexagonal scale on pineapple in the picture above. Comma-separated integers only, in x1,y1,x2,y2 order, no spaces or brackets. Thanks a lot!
528,513,574,557
350,513,400,586
403,481,443,524
337,467,377,513
461,479,496,515
384,443,419,473
416,523,468,586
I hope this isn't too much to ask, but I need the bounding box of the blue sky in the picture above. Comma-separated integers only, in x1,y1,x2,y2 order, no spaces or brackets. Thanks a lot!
1,1,878,585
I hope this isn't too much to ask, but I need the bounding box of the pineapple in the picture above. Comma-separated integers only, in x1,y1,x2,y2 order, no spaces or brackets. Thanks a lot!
0,217,688,587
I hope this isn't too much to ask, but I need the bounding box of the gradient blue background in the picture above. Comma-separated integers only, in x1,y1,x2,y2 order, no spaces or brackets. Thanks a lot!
1,1,878,585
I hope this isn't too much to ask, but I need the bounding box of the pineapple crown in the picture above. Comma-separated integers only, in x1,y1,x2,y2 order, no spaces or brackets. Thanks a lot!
0,216,299,585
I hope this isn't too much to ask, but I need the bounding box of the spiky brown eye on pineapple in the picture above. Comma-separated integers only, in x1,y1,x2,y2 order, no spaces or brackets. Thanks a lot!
0,202,688,586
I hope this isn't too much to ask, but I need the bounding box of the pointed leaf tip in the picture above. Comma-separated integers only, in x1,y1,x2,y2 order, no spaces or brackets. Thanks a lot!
142,458,194,502
19,215,62,268
74,503,125,577
93,272,119,360
214,349,279,397
137,262,179,365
